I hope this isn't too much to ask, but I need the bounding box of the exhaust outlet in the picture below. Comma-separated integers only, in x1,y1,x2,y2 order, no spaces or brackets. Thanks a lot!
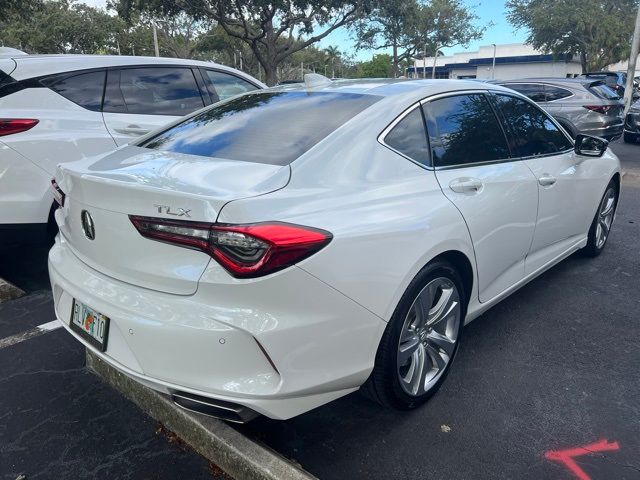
172,391,259,424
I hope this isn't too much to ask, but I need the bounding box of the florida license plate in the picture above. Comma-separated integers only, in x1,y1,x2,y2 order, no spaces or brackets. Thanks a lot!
70,299,110,352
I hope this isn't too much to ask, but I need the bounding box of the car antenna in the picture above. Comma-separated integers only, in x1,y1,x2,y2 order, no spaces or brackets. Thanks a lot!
304,73,332,89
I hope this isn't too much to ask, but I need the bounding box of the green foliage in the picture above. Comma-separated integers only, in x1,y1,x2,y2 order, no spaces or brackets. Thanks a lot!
358,53,393,77
0,0,124,54
114,0,371,85
506,0,639,71
354,0,485,78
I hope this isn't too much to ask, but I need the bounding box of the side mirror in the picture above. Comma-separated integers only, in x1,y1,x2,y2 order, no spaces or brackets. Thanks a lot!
574,134,608,157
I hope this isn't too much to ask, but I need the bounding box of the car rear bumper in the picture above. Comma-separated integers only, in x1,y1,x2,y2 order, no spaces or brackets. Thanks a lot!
48,234,386,420
581,122,624,140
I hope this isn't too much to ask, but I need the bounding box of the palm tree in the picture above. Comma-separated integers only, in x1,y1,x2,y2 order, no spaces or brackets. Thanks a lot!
325,45,341,78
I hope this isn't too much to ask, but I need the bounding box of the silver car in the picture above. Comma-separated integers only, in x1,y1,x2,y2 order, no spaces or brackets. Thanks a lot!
495,78,624,140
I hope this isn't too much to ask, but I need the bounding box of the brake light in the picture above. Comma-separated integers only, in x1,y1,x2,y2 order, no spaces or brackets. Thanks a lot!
129,216,332,278
0,118,38,136
51,178,65,207
583,105,613,114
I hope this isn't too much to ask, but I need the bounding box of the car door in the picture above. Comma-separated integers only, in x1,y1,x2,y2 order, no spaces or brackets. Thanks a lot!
491,92,602,274
423,92,539,302
102,66,206,146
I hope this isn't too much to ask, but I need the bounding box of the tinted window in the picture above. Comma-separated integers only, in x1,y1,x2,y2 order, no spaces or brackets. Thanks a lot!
203,70,258,102
50,71,106,112
422,94,510,167
503,83,547,102
545,85,572,101
493,94,573,157
143,91,380,165
112,67,204,116
590,84,620,100
384,107,430,165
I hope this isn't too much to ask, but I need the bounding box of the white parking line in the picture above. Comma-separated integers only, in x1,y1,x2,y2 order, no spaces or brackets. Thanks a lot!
0,319,62,350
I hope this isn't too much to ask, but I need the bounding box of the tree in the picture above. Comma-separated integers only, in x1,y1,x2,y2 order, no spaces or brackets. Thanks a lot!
0,0,124,54
425,0,486,78
358,53,393,77
353,0,429,78
354,0,485,79
325,45,341,77
506,0,639,72
115,0,370,86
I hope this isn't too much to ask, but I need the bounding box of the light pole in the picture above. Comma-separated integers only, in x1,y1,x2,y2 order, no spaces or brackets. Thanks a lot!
491,43,497,79
624,4,640,115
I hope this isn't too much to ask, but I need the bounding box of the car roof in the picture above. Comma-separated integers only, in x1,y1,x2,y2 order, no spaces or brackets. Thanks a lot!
8,54,265,86
271,78,512,99
496,77,596,86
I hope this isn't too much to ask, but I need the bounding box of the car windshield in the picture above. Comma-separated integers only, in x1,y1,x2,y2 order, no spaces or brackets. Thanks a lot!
141,91,381,165
589,83,620,100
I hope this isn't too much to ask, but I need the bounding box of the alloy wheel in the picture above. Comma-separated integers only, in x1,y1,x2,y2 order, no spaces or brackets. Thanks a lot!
397,277,461,397
595,187,616,249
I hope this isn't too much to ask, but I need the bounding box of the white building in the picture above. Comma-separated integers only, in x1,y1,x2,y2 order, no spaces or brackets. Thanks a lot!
606,56,640,76
409,43,583,80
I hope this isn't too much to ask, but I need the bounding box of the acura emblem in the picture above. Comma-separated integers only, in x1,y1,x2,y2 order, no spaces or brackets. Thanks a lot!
81,210,95,240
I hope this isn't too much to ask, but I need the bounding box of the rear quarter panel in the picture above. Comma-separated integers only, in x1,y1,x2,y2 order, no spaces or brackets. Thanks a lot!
218,135,477,323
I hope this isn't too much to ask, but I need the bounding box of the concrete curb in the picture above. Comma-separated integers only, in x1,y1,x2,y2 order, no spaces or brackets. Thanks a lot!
86,350,317,480
0,278,25,304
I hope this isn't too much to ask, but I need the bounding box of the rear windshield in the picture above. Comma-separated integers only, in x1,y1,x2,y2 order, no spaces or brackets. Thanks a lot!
589,83,620,100
142,91,381,165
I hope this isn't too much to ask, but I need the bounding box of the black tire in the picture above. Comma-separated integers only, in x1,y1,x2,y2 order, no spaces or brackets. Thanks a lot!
361,260,466,410
47,202,59,240
623,131,638,144
581,179,618,257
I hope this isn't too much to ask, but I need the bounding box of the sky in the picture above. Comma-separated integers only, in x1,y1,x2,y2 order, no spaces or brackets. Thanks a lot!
82,0,528,60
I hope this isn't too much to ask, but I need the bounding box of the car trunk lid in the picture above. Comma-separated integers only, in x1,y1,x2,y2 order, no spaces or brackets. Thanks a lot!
56,146,290,295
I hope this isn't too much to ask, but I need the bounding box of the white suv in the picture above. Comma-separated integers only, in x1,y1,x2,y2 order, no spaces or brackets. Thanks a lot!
0,54,264,247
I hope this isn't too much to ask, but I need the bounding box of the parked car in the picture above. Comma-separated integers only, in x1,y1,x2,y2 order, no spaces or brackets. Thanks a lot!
624,98,640,143
48,78,620,421
579,71,639,100
495,78,624,140
0,54,265,248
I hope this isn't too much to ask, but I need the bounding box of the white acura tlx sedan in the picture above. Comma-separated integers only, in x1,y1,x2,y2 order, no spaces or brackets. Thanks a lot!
49,78,621,422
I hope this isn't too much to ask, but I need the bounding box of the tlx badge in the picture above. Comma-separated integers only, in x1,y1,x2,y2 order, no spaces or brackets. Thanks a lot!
154,204,192,218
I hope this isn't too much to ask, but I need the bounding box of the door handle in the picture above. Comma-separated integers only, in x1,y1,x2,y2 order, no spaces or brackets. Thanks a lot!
538,174,557,187
114,125,151,136
449,178,484,194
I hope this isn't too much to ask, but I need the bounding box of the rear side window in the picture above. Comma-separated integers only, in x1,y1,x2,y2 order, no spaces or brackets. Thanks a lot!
383,107,430,166
49,71,106,112
105,67,204,116
545,85,572,101
503,83,547,102
142,91,380,165
202,70,258,102
422,94,510,167
493,94,573,157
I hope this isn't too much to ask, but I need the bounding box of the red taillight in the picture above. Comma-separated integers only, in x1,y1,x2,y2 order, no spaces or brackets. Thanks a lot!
129,216,332,278
51,178,65,207
0,119,39,137
583,105,613,114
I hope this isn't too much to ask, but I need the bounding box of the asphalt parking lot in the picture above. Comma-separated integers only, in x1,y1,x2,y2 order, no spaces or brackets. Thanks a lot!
1,140,639,480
